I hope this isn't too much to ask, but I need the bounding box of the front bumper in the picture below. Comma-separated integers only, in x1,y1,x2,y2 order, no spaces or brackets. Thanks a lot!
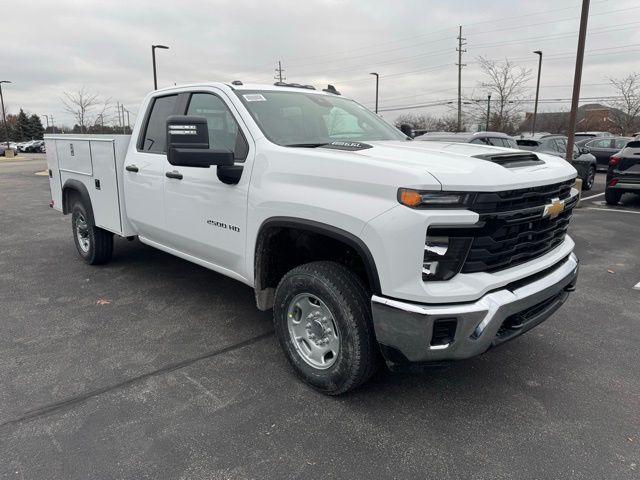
371,253,579,366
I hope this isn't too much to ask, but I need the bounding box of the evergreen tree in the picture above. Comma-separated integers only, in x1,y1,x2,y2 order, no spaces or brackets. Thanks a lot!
14,109,30,141
28,114,44,139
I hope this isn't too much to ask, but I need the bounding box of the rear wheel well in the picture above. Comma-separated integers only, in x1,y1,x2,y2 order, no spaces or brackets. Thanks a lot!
62,187,82,214
254,221,379,311
61,180,94,223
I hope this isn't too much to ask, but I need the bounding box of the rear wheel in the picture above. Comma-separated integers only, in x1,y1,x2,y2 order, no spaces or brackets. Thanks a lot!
604,188,622,206
582,165,596,191
273,261,378,395
71,201,113,264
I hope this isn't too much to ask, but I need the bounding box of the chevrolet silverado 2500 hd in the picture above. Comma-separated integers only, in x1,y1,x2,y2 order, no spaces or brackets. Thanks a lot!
45,82,579,395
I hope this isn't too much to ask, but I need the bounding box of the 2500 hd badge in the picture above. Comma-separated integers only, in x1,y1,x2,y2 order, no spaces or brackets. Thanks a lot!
207,219,240,232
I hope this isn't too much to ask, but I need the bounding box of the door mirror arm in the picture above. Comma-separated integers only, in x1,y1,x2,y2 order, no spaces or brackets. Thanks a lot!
217,165,243,185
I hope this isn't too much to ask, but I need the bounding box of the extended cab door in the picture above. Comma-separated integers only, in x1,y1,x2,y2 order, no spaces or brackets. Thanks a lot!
123,93,180,241
162,90,253,278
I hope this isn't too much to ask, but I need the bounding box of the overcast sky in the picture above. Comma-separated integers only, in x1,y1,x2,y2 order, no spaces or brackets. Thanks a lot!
3,0,639,128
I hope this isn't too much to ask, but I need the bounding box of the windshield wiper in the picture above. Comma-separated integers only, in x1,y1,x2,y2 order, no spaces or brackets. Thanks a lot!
284,143,329,148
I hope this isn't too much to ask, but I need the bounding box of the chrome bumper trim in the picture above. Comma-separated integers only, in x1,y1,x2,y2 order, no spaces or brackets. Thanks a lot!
371,253,579,364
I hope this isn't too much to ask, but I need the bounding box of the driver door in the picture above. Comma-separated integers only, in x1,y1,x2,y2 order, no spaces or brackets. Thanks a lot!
162,90,253,277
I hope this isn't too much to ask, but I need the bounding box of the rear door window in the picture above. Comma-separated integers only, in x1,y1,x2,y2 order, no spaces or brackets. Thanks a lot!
589,138,612,148
614,138,629,149
553,138,567,152
141,95,179,153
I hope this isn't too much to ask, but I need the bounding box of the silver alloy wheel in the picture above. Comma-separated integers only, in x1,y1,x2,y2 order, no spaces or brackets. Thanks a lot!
286,293,340,369
586,167,595,189
76,213,90,253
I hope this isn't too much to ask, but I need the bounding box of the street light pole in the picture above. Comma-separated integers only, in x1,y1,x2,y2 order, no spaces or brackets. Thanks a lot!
42,114,50,131
486,93,491,131
369,72,379,114
0,80,11,148
566,0,590,161
531,50,543,136
152,45,170,90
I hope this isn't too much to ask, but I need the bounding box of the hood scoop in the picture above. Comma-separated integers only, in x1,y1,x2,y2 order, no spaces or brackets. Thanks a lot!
472,152,544,168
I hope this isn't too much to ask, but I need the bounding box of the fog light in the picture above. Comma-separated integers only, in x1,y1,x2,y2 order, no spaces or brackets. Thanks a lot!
423,235,472,281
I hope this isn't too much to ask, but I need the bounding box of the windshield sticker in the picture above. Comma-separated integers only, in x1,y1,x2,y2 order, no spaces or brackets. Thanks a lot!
243,94,267,102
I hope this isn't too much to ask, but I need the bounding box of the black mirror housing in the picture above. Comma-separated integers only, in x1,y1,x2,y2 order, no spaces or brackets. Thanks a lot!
399,123,414,137
166,115,235,168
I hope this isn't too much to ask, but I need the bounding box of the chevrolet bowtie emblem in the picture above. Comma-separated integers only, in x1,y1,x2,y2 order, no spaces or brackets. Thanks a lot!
543,198,565,219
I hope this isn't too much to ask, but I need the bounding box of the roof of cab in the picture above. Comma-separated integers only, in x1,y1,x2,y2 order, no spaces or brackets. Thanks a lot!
152,82,335,96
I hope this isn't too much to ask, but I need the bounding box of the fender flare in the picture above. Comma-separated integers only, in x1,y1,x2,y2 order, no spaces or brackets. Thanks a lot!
255,216,381,294
62,179,95,224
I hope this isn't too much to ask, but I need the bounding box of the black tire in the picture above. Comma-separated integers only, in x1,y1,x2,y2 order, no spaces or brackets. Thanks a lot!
273,261,378,395
604,188,622,206
582,166,596,191
71,201,113,265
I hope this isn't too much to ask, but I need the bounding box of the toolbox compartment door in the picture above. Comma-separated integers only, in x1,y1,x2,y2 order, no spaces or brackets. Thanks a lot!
89,140,122,234
44,138,63,212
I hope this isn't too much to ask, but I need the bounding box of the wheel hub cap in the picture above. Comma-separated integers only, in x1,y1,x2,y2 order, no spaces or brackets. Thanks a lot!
76,214,90,252
287,293,340,369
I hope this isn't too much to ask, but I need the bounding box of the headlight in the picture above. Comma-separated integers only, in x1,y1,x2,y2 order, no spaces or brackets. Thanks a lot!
422,235,472,281
398,189,473,209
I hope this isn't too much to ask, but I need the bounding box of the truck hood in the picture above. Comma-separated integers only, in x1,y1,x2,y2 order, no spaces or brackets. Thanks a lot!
349,140,578,191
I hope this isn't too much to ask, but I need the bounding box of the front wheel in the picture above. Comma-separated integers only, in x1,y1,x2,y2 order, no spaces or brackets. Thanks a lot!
273,261,378,395
71,201,113,264
582,165,596,191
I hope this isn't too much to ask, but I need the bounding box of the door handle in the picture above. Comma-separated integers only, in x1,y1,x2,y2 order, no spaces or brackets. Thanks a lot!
125,164,139,172
166,170,183,180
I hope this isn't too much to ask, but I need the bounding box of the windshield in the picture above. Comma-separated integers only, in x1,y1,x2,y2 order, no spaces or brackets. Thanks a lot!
235,90,407,146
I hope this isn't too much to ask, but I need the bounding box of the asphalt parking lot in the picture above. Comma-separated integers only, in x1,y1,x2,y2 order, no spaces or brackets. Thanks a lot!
1,154,638,479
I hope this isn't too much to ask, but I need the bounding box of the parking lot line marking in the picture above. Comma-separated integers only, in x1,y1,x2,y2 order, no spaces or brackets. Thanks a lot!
586,207,640,215
581,192,605,201
0,330,274,429
634,282,640,291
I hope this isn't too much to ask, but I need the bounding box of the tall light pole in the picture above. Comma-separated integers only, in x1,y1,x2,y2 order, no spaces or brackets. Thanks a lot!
370,72,379,114
566,0,590,161
152,45,169,90
0,80,11,148
485,93,491,131
42,114,50,132
531,50,543,136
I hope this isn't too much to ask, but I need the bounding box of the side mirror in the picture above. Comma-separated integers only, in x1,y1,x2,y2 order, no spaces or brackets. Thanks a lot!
580,147,590,155
399,123,414,138
166,115,234,168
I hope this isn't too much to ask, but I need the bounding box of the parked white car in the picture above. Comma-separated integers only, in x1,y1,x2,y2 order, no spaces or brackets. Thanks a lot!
45,82,580,394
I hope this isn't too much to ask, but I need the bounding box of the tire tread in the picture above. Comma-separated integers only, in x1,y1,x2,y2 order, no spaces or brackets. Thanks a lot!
274,261,377,395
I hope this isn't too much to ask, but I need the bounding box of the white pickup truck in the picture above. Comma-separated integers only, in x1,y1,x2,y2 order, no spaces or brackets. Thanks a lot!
45,82,579,394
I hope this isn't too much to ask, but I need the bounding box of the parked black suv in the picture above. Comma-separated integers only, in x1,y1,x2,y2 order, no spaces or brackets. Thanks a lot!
605,140,640,205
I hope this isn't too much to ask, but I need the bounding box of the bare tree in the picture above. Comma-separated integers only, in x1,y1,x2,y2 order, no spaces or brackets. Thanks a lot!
468,57,532,133
395,112,467,133
92,98,115,132
61,87,100,133
607,73,640,135
395,113,439,131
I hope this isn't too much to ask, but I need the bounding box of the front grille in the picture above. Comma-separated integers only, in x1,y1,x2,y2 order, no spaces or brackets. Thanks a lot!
471,179,574,213
427,179,577,275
